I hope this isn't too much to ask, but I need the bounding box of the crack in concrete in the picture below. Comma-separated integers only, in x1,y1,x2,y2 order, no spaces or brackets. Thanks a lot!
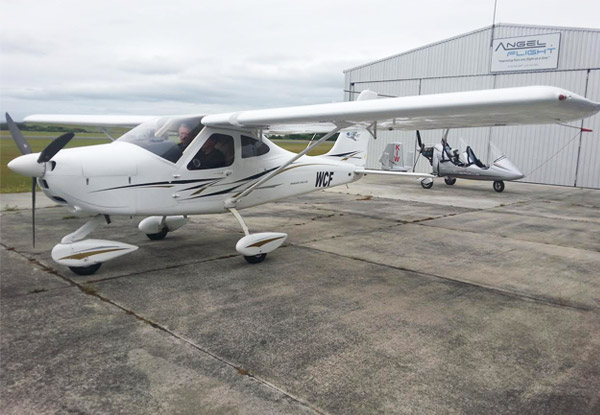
415,220,600,254
490,202,600,225
84,253,240,284
291,244,595,313
1,245,330,415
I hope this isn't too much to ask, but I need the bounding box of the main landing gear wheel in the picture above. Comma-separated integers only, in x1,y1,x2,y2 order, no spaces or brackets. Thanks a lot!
69,263,102,276
421,180,433,189
444,177,456,186
146,227,168,240
244,253,267,264
493,180,505,193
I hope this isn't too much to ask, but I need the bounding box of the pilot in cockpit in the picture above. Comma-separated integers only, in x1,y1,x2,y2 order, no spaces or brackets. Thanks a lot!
178,122,194,150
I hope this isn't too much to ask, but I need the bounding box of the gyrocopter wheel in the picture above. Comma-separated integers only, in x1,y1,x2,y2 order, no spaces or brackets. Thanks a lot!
493,180,505,193
444,177,456,186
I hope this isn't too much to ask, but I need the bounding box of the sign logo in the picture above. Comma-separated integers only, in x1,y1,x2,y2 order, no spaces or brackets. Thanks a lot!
345,132,358,142
491,33,560,73
394,144,401,163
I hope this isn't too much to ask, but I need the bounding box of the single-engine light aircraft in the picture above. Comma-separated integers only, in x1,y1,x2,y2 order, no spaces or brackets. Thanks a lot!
6,86,600,275
415,130,525,192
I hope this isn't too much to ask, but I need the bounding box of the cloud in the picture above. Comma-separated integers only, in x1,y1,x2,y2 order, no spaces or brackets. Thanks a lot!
0,34,50,56
2,0,599,122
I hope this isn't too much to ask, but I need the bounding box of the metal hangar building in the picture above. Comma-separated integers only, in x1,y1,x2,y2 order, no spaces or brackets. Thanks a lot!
343,24,600,188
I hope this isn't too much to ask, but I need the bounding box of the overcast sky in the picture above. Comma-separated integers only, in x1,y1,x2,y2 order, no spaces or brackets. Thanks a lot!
1,0,599,121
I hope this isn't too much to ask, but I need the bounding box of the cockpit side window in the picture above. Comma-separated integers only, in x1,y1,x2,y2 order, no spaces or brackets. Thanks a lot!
187,134,234,170
241,135,270,158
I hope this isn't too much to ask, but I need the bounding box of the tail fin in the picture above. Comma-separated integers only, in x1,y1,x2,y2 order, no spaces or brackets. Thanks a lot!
321,128,370,167
320,89,377,167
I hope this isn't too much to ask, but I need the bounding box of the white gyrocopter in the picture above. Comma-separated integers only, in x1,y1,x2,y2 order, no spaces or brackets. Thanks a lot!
414,130,525,192
6,86,600,275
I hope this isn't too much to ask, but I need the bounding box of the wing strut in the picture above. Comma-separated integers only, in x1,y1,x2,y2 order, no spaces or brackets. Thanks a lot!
225,123,348,208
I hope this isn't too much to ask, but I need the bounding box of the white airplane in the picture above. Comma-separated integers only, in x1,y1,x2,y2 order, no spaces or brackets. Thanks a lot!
6,86,600,275
415,130,525,192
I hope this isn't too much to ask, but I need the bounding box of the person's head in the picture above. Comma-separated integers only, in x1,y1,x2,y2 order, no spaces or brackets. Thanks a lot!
178,123,193,147
202,136,217,154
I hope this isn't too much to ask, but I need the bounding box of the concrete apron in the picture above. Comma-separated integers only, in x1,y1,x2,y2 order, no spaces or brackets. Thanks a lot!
1,176,599,414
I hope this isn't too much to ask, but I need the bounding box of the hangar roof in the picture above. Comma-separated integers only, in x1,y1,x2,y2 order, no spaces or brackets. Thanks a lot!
344,23,600,77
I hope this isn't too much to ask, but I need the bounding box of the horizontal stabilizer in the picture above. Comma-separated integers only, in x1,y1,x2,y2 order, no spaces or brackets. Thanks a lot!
355,168,434,178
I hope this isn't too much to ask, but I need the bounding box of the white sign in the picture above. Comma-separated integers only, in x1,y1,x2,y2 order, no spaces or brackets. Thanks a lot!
491,33,561,73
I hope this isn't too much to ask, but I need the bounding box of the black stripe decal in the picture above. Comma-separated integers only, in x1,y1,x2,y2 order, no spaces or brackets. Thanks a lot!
94,178,219,193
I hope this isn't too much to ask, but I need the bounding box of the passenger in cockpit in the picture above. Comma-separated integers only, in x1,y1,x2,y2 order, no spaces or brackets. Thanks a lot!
189,135,227,170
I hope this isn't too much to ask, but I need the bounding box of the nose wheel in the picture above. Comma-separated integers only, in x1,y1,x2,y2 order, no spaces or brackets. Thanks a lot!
493,180,505,193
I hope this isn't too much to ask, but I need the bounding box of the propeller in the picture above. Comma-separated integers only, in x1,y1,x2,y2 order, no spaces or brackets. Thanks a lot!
38,132,74,163
6,113,32,155
416,130,424,152
413,130,424,171
5,113,74,247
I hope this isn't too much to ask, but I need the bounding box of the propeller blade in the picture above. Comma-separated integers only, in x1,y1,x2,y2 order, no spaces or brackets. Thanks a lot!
5,113,33,155
37,133,74,163
416,130,424,151
412,151,422,171
32,178,37,248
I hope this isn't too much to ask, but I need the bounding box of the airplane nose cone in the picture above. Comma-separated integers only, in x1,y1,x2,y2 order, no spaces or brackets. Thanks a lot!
7,153,45,177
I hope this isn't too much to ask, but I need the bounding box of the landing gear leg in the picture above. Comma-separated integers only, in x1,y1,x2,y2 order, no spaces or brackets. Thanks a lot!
493,180,505,193
229,208,287,264
229,208,267,264
52,214,138,276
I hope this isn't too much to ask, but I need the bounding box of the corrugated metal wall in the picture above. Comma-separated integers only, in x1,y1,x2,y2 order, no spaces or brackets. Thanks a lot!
344,24,600,188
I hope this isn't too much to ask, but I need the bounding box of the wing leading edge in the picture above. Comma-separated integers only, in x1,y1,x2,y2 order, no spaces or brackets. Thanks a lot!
202,86,600,133
23,114,158,128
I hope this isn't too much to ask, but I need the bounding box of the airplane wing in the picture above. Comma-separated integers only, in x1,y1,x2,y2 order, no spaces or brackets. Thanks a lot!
202,86,600,133
23,114,158,127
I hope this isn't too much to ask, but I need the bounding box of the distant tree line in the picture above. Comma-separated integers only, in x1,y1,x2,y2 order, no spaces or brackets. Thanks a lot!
0,123,91,133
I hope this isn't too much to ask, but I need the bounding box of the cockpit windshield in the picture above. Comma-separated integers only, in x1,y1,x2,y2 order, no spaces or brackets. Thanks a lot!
116,116,204,163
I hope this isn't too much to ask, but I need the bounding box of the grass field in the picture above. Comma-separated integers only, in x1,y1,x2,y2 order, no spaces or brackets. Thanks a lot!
1,137,333,193
1,138,112,193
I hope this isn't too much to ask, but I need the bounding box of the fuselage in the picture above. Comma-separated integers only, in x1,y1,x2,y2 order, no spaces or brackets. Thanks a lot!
430,144,524,181
30,126,359,216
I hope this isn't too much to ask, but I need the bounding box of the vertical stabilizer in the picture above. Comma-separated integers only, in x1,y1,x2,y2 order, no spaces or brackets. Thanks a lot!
319,89,378,166
320,128,370,167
